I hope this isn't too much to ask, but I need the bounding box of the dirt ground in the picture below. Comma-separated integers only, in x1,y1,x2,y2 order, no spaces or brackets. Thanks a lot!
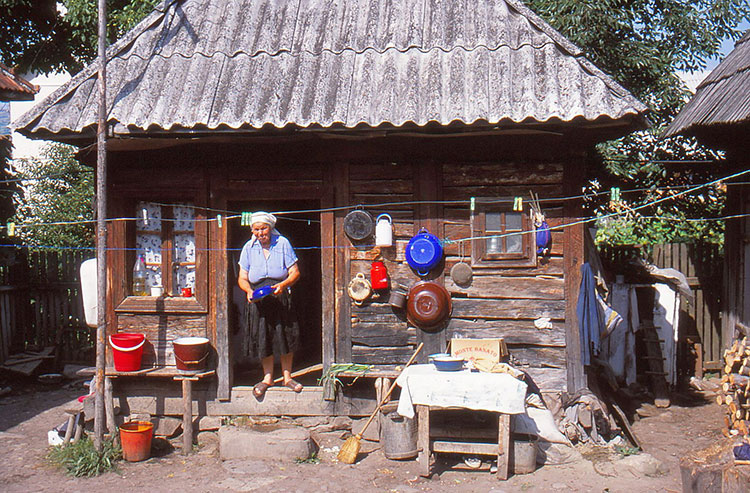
0,380,730,493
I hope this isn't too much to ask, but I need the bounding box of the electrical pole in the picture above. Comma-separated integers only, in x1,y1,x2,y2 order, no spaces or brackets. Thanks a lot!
94,0,108,451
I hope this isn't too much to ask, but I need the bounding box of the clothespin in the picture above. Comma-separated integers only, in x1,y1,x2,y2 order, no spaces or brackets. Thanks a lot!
611,187,621,202
142,207,148,226
513,196,523,211
470,197,476,212
241,212,252,226
6,222,15,237
216,214,223,229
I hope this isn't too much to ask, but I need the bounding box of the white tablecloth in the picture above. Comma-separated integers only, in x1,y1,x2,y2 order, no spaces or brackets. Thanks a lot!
395,364,528,418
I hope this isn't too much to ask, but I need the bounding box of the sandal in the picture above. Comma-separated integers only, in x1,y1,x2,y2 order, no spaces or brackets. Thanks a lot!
253,381,270,399
284,379,303,393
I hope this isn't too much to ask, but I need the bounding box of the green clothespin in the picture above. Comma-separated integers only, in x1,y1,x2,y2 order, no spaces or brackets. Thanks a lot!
241,212,252,226
611,187,621,202
6,222,15,237
216,214,223,229
470,197,476,212
513,197,523,211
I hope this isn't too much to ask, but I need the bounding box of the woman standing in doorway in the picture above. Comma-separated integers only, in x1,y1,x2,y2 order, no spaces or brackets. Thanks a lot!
238,212,302,399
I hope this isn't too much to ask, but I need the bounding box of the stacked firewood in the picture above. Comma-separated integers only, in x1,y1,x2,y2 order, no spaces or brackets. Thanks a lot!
719,337,750,437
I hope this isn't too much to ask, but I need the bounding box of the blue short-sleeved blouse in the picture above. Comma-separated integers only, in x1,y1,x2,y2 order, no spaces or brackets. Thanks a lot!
238,234,298,284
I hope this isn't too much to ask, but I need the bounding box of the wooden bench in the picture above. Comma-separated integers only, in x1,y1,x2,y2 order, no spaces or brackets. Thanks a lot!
105,367,215,455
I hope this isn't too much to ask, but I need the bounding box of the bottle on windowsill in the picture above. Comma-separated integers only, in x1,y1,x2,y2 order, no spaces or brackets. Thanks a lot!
132,255,148,296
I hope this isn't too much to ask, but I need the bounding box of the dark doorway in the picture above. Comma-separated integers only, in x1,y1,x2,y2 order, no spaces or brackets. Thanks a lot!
228,200,322,385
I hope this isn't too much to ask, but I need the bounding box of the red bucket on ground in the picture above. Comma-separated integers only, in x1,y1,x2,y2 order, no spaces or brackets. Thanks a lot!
109,333,146,371
119,420,153,462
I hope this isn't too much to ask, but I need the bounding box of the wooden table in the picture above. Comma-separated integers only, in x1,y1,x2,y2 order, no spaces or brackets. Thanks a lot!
395,365,527,480
105,367,215,455
417,405,512,479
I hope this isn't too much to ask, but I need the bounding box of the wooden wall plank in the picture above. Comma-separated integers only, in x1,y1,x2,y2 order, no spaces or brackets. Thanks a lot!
445,276,564,299
447,319,565,347
451,298,565,320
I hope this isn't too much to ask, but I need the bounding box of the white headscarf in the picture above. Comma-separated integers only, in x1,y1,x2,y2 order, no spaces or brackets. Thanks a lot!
251,211,276,229
249,211,279,245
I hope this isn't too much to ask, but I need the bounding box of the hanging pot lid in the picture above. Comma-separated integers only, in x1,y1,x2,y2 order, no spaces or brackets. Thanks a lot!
406,228,443,276
406,281,452,330
344,209,374,241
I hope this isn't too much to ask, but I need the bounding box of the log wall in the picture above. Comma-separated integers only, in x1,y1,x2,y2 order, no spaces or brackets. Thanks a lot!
344,153,570,390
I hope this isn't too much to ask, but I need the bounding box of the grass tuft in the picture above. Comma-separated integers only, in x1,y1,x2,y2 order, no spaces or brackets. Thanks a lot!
46,436,122,477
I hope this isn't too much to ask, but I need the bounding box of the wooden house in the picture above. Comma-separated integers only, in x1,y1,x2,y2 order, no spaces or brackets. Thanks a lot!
14,0,647,417
664,31,750,351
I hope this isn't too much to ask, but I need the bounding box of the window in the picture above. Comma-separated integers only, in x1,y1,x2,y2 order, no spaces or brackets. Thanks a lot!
135,201,196,296
113,196,208,313
471,199,536,267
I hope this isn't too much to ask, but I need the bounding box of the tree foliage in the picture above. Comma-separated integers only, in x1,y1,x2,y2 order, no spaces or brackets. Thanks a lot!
1,0,158,75
526,0,749,246
11,143,94,248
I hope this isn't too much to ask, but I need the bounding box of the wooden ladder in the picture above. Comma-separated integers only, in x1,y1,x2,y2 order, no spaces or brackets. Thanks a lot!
640,323,671,408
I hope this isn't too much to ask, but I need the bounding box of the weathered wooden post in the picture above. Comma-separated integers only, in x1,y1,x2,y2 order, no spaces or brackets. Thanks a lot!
93,0,108,451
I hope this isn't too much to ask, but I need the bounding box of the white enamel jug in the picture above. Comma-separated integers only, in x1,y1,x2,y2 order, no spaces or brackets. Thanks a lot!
375,214,393,247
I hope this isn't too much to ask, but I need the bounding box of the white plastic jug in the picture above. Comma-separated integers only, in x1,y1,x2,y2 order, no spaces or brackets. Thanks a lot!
80,258,97,328
375,214,393,247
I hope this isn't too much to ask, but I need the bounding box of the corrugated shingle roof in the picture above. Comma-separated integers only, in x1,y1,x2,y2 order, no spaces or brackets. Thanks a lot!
14,0,646,139
664,30,750,138
0,64,39,101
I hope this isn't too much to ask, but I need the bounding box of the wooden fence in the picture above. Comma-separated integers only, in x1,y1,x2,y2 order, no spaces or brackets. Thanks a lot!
0,249,94,365
599,242,723,370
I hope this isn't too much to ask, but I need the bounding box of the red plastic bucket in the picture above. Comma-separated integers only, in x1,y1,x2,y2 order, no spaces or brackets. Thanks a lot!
109,333,146,371
119,421,153,462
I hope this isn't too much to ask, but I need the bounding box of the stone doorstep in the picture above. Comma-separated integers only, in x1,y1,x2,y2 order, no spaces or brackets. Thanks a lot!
218,425,316,461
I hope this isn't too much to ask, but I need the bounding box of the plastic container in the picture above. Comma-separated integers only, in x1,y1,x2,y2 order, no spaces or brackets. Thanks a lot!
120,421,154,462
79,258,97,328
109,333,146,372
173,337,210,372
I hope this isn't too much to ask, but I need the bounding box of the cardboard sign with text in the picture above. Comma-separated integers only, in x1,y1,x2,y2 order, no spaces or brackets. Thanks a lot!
450,338,508,363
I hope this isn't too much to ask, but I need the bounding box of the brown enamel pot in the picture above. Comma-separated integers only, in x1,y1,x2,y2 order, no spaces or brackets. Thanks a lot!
406,281,452,330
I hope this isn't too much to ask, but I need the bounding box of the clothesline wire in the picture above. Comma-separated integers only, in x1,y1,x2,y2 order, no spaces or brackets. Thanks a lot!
1,171,739,232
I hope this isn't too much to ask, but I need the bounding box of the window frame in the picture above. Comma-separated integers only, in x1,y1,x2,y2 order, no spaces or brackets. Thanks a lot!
471,198,536,268
112,193,208,314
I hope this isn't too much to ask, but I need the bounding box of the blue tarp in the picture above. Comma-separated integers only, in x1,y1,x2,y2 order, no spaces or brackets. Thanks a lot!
577,262,601,366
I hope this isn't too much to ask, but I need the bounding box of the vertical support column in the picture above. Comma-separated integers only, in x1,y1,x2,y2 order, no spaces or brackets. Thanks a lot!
321,168,336,370
414,161,445,358
417,405,431,477
497,413,511,480
334,163,351,363
104,376,118,443
563,154,586,393
181,378,193,455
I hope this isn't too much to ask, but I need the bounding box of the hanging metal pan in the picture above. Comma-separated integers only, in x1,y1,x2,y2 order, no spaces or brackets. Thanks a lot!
406,281,452,330
344,209,374,241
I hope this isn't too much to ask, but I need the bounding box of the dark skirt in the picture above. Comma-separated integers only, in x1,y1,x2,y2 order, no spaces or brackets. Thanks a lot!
242,279,300,360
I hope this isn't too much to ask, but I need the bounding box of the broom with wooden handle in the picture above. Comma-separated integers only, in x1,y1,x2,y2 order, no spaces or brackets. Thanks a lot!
338,342,424,464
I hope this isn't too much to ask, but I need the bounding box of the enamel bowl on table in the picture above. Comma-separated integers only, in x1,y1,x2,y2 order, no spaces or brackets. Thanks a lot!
432,356,464,371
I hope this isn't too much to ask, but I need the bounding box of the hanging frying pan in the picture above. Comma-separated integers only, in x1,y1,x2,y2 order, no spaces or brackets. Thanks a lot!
344,209,374,241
